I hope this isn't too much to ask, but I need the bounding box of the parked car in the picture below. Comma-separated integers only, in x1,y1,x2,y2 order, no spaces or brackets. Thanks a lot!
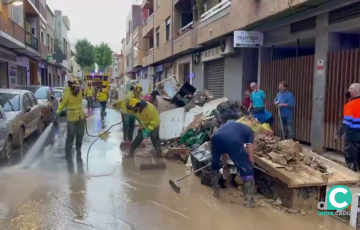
15,86,58,125
0,89,44,149
54,89,63,102
0,104,13,161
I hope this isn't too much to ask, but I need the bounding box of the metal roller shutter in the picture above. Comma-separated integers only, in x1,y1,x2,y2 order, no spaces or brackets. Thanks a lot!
205,59,224,98
17,66,27,85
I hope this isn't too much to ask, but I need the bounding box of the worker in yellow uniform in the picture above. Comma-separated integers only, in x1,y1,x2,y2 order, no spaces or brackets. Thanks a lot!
123,98,161,159
114,84,143,142
97,85,109,118
85,83,95,109
56,82,85,164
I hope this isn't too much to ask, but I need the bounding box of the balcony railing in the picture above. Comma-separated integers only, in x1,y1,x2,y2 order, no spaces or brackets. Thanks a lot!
26,31,38,50
200,0,232,22
174,21,193,39
144,13,154,25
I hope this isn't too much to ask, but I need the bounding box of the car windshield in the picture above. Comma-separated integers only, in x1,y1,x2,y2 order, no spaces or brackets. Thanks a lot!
0,93,20,112
54,91,62,97
16,86,48,99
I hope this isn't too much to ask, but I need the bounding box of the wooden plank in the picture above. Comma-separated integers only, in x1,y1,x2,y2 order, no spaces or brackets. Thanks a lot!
254,149,360,188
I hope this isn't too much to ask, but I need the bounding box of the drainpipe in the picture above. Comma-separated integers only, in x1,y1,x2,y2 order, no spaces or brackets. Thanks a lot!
171,0,174,73
296,39,299,57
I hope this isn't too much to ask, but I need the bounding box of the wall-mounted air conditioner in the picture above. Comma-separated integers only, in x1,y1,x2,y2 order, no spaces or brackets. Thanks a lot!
220,36,235,56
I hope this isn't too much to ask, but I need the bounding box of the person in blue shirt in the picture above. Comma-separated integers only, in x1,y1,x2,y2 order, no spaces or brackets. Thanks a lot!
249,82,266,112
210,121,255,207
274,81,295,139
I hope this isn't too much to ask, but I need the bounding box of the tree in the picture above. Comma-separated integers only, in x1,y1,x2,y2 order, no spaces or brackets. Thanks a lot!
94,42,113,70
75,39,95,70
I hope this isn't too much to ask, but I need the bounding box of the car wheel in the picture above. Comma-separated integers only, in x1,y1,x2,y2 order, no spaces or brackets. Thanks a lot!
16,128,24,149
37,118,44,135
3,136,12,161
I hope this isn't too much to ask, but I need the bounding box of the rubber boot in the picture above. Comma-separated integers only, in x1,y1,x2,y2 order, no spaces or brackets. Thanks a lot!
76,152,83,164
243,180,255,207
211,171,220,198
126,130,144,158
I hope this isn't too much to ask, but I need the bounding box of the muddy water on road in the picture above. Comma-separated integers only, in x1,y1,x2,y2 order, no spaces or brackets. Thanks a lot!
0,110,352,229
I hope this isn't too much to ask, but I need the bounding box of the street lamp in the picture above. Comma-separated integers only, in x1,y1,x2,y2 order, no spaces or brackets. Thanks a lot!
4,0,23,5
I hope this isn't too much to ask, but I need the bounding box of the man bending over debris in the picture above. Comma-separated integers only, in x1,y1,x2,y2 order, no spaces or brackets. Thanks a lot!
124,98,162,160
336,83,360,171
210,120,256,207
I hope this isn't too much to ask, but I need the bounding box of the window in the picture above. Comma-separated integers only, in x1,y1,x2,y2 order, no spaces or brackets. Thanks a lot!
71,65,73,72
0,93,20,112
40,29,44,44
149,37,154,49
156,27,160,47
23,94,31,109
156,0,161,8
47,34,50,49
30,93,37,105
27,93,36,107
9,5,23,26
134,42,138,58
63,38,66,53
50,37,53,52
165,18,171,41
126,55,130,67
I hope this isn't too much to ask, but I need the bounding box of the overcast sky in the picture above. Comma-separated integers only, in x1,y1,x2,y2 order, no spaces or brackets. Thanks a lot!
46,0,138,53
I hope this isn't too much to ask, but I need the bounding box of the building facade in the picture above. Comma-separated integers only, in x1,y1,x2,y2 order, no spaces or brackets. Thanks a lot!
0,0,53,88
135,0,360,153
53,9,70,84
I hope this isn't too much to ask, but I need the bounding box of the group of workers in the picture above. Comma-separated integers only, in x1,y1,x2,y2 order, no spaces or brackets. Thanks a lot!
53,77,360,209
113,84,162,159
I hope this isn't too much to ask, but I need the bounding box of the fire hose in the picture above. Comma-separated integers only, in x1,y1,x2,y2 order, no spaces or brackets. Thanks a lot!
84,119,123,164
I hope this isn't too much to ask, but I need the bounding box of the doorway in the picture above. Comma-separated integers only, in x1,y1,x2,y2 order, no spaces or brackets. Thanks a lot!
29,61,38,85
0,61,8,88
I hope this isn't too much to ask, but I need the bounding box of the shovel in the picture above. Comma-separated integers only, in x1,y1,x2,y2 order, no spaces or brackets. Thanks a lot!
169,163,210,193
277,106,285,140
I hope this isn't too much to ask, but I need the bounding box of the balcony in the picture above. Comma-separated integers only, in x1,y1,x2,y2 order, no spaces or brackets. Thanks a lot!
142,14,154,38
142,48,154,67
173,21,197,55
26,31,38,50
200,0,231,23
25,0,38,14
142,0,153,9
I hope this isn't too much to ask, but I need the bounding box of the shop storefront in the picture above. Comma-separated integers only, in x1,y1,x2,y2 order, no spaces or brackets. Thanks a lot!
201,47,225,98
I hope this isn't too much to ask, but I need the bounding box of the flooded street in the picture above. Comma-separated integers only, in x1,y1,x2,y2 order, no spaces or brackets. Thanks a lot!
0,109,352,230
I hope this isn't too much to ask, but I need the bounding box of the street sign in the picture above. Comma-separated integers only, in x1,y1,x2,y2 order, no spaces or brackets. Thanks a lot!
233,31,263,48
317,60,324,70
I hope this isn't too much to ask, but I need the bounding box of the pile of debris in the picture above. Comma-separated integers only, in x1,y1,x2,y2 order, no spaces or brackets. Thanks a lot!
255,135,328,173
193,89,214,106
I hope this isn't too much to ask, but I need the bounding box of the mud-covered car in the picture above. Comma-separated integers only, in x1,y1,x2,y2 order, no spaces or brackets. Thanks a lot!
15,85,58,125
0,89,44,149
0,103,12,161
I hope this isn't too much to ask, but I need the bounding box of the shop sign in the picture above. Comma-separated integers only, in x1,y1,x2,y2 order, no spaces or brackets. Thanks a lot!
233,31,263,48
201,47,222,62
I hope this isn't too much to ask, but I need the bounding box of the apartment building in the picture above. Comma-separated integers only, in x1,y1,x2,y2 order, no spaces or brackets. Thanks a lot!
138,0,360,154
0,0,53,87
53,9,71,84
125,5,143,79
44,4,63,86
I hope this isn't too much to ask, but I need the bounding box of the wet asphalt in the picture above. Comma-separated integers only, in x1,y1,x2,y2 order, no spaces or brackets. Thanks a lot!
0,108,353,230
